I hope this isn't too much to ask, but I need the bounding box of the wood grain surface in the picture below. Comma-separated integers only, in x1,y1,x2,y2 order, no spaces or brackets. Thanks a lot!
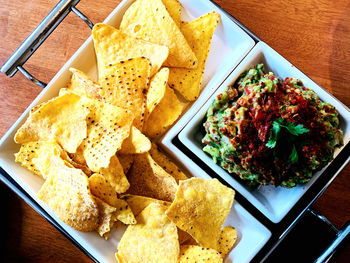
0,0,349,262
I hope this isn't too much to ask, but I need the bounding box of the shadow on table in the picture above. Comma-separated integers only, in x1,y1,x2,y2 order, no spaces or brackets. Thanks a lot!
0,181,24,262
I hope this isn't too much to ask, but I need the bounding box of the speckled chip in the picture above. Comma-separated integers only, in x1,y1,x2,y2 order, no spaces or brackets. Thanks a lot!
116,203,179,263
92,23,168,77
89,173,136,225
166,178,235,250
178,245,223,263
143,85,183,138
81,98,133,172
97,155,130,194
67,68,103,99
15,141,50,178
94,197,118,239
120,0,197,68
168,11,220,101
162,0,182,27
217,226,237,258
119,126,151,154
99,57,151,130
14,93,88,154
126,153,178,202
149,142,188,183
121,194,171,217
37,157,99,232
146,67,168,119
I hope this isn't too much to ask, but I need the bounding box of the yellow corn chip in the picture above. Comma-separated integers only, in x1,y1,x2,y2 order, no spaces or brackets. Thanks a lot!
178,245,223,263
82,98,133,172
99,57,151,129
14,93,88,153
95,197,118,239
119,126,151,154
67,68,103,99
68,143,86,166
120,0,197,68
89,173,136,225
146,68,168,118
37,158,99,231
98,155,130,194
143,85,183,138
117,153,134,175
29,101,45,115
126,153,178,202
92,23,168,77
32,141,70,179
217,226,237,258
15,141,49,178
149,143,188,183
168,11,220,101
162,0,181,27
166,178,235,250
120,193,193,245
121,194,170,217
116,203,179,263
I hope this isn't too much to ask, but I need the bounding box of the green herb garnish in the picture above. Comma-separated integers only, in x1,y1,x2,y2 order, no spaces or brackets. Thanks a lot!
266,118,309,163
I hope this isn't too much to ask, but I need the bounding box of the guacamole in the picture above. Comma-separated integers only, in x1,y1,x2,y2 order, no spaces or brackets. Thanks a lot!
202,64,343,188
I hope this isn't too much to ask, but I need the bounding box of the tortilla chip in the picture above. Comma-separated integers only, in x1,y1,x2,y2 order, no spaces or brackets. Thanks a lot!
126,153,178,202
162,0,181,27
67,68,102,99
99,57,151,129
146,68,168,118
82,98,133,172
217,226,237,258
15,141,49,178
117,153,134,175
179,245,223,263
95,197,118,239
143,85,183,138
14,93,88,153
37,158,99,231
166,178,235,250
168,11,220,101
98,155,130,194
89,173,136,225
31,141,70,179
120,0,197,68
119,126,151,154
149,143,188,183
121,194,170,216
120,194,192,245
92,23,168,77
116,203,179,263
68,143,86,165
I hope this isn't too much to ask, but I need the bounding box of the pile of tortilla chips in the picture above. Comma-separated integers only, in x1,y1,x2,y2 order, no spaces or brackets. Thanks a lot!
14,0,239,261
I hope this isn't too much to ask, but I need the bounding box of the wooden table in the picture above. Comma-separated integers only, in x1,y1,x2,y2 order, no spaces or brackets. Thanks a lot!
0,0,349,262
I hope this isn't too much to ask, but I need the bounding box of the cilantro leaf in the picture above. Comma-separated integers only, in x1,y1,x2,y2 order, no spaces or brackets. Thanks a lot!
289,144,298,163
266,120,281,148
284,122,309,136
266,119,309,164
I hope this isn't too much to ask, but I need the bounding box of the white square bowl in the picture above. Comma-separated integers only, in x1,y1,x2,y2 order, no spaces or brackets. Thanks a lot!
177,41,350,223
0,0,270,262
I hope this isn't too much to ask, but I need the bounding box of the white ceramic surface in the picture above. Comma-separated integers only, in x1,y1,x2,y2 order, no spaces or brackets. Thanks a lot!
0,0,270,262
178,41,350,223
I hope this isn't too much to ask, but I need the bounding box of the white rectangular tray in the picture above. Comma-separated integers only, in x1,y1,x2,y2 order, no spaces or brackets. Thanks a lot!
177,41,350,223
0,0,270,262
